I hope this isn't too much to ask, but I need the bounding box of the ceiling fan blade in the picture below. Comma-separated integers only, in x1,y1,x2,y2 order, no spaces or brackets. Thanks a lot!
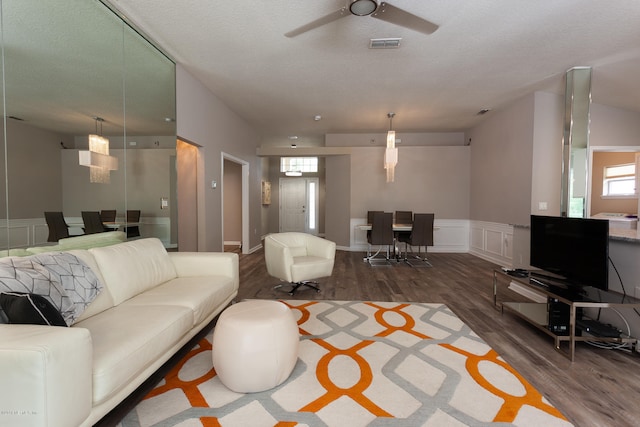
372,2,439,35
285,7,350,38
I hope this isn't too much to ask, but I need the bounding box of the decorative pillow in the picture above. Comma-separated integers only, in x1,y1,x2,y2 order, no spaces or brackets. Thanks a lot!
31,252,103,323
0,252,103,325
0,292,67,326
0,256,74,324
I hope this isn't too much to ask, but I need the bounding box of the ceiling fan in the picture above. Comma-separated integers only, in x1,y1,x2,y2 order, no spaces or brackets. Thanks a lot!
285,0,439,38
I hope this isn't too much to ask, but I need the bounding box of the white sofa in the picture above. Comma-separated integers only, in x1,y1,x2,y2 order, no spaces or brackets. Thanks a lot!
0,237,239,427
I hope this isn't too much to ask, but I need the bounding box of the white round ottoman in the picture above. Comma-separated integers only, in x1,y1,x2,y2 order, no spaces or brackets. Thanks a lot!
212,300,299,393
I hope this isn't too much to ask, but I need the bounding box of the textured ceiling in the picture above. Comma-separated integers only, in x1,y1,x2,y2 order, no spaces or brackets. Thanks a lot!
41,1,640,141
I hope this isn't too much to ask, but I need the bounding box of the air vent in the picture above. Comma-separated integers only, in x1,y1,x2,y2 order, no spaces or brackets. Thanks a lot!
369,38,401,49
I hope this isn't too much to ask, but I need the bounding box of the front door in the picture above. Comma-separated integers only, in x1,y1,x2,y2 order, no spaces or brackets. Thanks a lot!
279,178,319,234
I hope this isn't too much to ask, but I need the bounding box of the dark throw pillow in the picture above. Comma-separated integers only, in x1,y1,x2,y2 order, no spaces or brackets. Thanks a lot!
0,292,67,326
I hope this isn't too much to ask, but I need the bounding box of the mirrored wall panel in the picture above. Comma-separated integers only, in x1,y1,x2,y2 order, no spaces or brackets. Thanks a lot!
0,0,176,254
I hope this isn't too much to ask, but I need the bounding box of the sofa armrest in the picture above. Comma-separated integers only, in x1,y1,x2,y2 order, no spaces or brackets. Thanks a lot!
306,236,336,259
264,238,294,282
0,325,93,427
169,252,239,291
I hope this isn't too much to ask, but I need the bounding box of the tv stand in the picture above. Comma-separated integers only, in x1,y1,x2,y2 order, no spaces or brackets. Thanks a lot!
493,269,640,361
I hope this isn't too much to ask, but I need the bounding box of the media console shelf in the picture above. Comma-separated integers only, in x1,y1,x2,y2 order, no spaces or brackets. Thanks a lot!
493,269,640,361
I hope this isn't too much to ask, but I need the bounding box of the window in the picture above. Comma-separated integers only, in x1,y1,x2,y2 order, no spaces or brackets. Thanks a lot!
280,157,318,174
603,163,636,196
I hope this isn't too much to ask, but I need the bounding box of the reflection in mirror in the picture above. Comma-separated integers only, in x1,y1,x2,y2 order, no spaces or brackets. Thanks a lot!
588,148,640,221
561,67,592,218
0,0,176,253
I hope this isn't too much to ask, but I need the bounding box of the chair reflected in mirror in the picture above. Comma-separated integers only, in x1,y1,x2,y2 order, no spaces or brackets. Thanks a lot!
100,210,116,222
100,210,116,231
44,211,72,242
125,210,141,238
366,212,394,266
398,213,434,267
81,211,106,235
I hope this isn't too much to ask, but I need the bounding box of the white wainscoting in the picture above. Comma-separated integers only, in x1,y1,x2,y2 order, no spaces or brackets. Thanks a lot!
469,220,513,266
0,218,49,248
347,218,469,253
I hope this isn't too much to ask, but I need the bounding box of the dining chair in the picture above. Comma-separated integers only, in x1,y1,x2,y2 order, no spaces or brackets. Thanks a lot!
44,211,71,242
100,210,116,222
81,211,107,235
100,210,117,231
366,210,383,242
125,210,141,238
398,213,434,267
394,210,413,247
366,212,394,265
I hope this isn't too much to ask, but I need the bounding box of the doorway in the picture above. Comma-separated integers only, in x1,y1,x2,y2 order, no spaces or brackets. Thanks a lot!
222,153,250,254
279,177,319,234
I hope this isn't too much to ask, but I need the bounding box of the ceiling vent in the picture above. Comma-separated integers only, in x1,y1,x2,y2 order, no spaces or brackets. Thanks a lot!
369,38,401,49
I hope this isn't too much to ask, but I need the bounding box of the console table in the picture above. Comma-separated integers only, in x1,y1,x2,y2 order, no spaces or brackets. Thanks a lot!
493,269,640,361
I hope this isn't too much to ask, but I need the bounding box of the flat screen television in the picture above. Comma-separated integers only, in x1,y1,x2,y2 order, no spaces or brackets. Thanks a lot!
530,215,609,291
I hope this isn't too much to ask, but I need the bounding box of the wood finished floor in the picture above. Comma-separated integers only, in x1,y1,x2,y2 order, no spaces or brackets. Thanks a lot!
238,249,640,427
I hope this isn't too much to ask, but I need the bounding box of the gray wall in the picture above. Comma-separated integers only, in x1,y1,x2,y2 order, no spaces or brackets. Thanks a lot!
2,120,72,219
223,159,242,242
325,155,351,247
176,64,262,252
348,146,470,220
61,148,175,219
468,93,535,226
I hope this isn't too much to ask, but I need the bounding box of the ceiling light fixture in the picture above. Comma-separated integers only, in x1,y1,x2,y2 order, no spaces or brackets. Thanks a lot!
79,117,118,184
384,112,398,183
350,0,378,16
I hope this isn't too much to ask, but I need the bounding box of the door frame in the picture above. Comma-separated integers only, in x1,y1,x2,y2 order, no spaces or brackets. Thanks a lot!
221,152,250,254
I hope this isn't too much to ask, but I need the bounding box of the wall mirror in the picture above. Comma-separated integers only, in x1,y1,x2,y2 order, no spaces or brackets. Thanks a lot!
0,0,176,253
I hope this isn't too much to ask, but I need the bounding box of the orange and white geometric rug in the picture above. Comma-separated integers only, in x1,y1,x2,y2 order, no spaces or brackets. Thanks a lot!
121,300,572,426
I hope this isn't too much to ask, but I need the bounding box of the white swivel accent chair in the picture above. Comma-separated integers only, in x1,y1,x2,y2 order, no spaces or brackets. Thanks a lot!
265,232,336,296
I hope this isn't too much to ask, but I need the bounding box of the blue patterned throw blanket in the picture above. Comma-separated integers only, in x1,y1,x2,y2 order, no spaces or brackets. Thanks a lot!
0,252,103,325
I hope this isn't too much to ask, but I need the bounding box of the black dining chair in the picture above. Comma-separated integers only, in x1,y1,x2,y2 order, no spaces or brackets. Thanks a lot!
125,210,141,238
366,212,394,266
44,211,71,242
100,210,117,231
81,211,107,235
394,210,413,248
100,210,116,222
366,210,383,242
398,213,434,267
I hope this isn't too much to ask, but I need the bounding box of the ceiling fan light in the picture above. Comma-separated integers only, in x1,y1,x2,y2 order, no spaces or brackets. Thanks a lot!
350,0,377,16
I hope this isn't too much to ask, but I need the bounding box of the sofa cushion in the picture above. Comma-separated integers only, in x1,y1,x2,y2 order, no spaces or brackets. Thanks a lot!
125,276,237,326
89,238,177,305
0,292,67,326
73,303,193,405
